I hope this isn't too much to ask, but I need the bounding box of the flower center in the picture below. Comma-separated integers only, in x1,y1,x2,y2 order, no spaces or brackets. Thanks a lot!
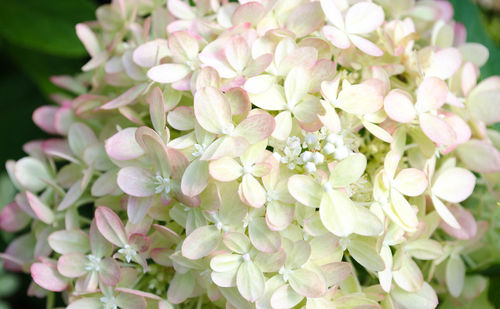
192,143,206,157
221,123,235,136
278,266,292,282
84,254,101,272
118,244,137,263
153,175,172,195
100,295,119,309
266,190,278,202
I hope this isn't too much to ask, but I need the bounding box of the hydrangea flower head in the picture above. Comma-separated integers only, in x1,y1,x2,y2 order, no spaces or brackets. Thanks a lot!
1,0,500,308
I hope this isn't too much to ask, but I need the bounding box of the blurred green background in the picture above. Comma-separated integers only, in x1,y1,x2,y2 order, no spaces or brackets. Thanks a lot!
0,0,499,307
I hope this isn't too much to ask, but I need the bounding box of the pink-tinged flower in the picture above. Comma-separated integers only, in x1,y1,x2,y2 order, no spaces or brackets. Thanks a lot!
267,240,327,307
199,33,272,82
321,76,392,142
95,207,150,269
55,220,120,292
425,158,476,229
147,31,201,90
261,156,295,231
194,86,275,160
210,232,266,302
374,150,428,232
289,153,382,237
321,0,385,56
209,140,271,208
385,76,464,148
76,23,108,71
244,66,324,140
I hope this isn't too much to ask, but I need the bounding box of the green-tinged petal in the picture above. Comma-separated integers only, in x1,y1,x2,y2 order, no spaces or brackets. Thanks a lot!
329,153,367,187
249,217,281,253
446,254,465,297
391,282,438,309
319,190,355,237
288,268,326,297
270,284,303,309
237,260,266,302
347,236,385,272
181,225,220,260
48,230,89,254
167,272,195,304
288,175,322,208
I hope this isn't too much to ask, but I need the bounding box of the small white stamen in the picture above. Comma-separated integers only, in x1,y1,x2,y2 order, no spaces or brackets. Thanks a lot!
100,295,119,309
153,175,172,195
192,143,205,157
242,253,251,262
84,254,101,272
221,123,235,136
118,244,137,263
305,162,317,173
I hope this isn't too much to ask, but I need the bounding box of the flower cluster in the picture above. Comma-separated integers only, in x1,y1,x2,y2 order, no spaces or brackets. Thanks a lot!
1,0,500,308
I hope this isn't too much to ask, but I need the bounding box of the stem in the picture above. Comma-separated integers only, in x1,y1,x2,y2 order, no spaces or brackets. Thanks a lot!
46,292,55,309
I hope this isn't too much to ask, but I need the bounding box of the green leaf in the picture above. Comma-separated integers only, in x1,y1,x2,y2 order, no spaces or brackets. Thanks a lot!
450,0,500,78
0,0,97,57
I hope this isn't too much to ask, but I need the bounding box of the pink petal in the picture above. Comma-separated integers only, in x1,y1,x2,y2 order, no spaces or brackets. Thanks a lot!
31,262,68,292
26,192,54,224
32,106,58,134
384,89,416,123
427,48,462,80
320,0,344,29
99,257,121,286
128,233,150,253
133,39,170,68
226,87,251,116
432,167,475,203
419,113,456,145
95,206,128,247
57,253,88,277
439,204,477,240
147,63,191,84
127,197,153,225
349,34,384,56
101,83,148,110
0,202,30,232
416,77,448,111
337,83,384,115
231,2,265,26
76,23,100,57
345,2,384,34
167,106,195,131
443,113,471,146
234,113,276,144
105,127,145,161
169,31,199,63
225,35,250,73
194,86,232,134
323,25,350,49
117,166,155,197
285,2,324,38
